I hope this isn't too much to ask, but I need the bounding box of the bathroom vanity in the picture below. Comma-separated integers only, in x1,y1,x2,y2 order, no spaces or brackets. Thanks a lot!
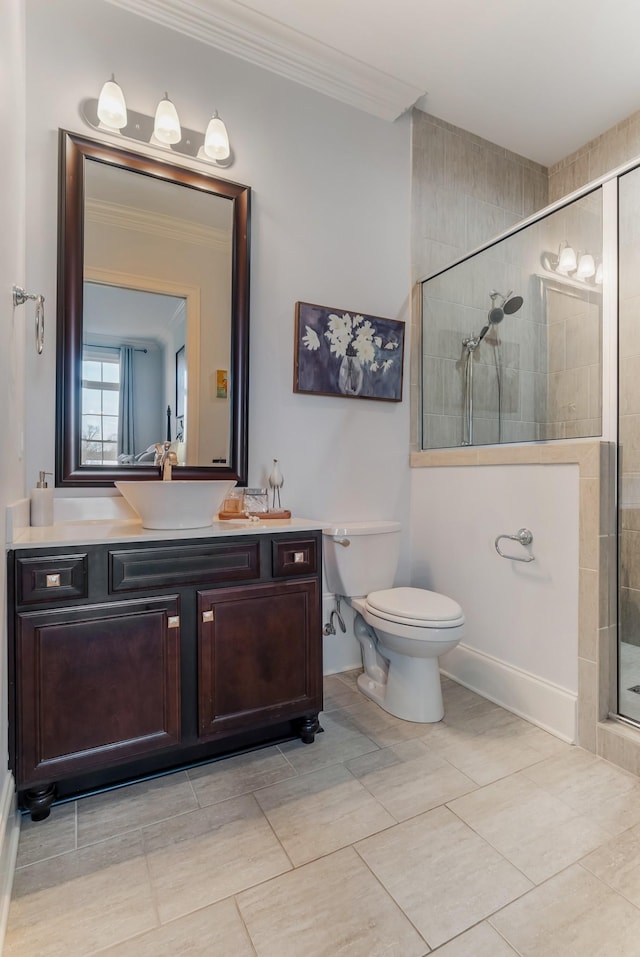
7,519,323,820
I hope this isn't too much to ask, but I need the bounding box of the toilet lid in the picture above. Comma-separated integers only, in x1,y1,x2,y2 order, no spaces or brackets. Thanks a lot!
366,587,464,625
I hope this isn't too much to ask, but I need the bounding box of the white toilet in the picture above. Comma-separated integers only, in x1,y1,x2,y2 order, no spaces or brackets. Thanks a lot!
323,521,465,723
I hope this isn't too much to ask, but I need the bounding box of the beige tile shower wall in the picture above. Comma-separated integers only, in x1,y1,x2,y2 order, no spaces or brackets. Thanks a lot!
549,108,640,202
411,110,549,450
545,288,602,440
412,111,548,281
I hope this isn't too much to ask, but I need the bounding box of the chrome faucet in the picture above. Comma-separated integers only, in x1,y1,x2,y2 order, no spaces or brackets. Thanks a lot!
154,441,178,481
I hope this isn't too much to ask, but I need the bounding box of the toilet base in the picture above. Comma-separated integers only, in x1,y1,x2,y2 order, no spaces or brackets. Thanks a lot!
356,652,444,723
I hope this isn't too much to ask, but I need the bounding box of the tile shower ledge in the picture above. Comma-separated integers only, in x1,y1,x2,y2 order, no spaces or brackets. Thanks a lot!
410,438,601,471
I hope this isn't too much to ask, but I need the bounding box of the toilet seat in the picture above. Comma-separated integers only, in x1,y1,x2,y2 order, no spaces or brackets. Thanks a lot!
366,586,464,629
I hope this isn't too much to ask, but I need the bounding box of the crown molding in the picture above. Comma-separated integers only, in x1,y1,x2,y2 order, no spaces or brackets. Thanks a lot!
104,0,424,120
86,197,230,250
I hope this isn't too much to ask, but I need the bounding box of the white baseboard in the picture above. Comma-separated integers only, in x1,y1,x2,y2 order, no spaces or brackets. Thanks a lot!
0,773,19,952
440,643,577,743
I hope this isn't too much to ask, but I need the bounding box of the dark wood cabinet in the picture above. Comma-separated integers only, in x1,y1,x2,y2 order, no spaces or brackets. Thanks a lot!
8,529,322,820
16,597,181,788
198,579,321,739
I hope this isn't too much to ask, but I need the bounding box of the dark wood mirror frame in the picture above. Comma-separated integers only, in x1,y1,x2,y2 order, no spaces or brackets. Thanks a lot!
56,130,250,487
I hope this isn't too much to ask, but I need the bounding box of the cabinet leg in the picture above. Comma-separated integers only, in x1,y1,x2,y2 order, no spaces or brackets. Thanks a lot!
299,713,320,744
23,784,56,822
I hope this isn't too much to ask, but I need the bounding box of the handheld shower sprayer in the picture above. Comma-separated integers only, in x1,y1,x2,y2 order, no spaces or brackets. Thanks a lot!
475,290,524,344
461,289,525,446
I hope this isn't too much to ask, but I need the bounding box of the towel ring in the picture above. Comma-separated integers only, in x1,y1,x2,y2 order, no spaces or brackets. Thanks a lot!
13,286,45,355
495,528,535,563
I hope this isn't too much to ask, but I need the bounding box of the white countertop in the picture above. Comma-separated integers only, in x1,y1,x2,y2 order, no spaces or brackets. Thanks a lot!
6,497,324,550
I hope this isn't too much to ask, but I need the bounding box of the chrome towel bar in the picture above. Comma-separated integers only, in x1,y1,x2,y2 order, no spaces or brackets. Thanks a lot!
495,528,535,563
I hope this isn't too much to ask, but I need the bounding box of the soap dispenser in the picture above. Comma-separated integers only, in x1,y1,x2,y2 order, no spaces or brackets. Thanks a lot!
30,471,54,527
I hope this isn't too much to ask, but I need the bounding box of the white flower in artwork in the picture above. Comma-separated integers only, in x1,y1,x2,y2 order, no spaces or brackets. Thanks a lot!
325,313,354,357
301,309,400,385
352,321,376,364
302,325,320,351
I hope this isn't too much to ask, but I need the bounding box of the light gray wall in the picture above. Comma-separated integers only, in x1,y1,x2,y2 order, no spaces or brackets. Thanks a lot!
24,0,412,549
1,0,26,925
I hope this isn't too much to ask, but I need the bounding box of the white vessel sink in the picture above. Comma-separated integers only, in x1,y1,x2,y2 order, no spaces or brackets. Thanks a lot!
115,480,236,529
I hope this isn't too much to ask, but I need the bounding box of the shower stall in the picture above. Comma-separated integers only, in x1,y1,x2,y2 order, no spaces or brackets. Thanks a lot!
421,189,603,451
418,162,640,733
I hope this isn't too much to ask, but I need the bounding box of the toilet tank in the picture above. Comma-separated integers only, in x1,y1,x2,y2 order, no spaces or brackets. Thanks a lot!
322,521,401,597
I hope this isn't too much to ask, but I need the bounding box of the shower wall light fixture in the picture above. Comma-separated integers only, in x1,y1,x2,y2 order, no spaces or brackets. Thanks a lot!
80,75,234,168
542,241,602,286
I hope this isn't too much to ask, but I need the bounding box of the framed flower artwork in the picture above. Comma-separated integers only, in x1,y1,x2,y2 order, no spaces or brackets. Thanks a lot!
293,302,405,401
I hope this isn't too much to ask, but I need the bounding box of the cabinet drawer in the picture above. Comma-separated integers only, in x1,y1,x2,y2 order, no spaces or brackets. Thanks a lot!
16,554,88,605
110,541,260,592
272,538,317,578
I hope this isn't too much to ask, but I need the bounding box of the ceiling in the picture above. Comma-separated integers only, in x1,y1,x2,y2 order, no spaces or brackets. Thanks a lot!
106,0,640,166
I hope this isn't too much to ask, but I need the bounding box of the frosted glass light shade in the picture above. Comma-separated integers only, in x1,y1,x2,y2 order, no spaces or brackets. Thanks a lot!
204,113,230,160
595,260,603,284
556,241,577,274
97,77,127,130
153,95,181,145
576,252,595,279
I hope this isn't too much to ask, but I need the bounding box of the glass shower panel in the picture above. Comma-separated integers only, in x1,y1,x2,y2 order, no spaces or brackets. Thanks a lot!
618,166,640,722
421,189,603,450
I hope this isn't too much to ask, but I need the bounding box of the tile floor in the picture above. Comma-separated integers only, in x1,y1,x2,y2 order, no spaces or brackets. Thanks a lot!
8,672,640,955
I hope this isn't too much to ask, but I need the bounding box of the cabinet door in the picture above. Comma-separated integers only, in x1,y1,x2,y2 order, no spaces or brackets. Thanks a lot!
15,597,181,787
198,579,321,738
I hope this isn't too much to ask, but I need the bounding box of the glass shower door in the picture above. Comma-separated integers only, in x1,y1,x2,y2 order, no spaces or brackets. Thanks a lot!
618,165,640,722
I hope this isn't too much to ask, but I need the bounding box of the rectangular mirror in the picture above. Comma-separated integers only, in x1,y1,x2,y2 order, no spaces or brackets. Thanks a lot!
56,131,250,485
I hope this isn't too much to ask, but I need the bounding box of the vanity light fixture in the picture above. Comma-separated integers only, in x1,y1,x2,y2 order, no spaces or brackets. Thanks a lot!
152,93,181,145
556,241,577,275
202,112,230,162
82,76,234,168
541,241,602,287
576,251,595,280
96,75,127,131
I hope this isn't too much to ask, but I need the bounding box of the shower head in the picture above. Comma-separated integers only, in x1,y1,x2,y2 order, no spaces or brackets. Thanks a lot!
477,290,524,343
465,289,525,351
504,295,524,314
486,290,524,326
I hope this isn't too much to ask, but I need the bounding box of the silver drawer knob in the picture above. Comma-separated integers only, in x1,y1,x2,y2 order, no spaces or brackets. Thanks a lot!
46,574,61,587
293,552,305,563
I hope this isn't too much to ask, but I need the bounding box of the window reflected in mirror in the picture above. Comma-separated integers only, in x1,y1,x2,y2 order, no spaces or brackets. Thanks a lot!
82,282,186,466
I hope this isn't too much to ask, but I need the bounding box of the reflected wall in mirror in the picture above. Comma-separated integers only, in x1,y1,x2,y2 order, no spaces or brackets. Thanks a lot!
56,131,250,486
